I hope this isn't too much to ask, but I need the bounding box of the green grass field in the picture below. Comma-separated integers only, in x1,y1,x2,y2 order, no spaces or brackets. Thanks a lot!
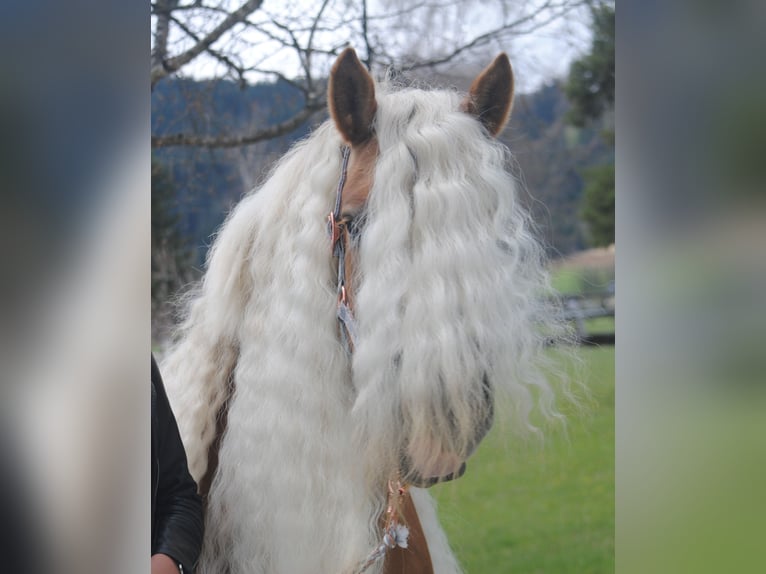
432,347,615,573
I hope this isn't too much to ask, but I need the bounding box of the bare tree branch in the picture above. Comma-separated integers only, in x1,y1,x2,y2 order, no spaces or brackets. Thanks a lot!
151,100,324,148
151,0,590,148
151,0,179,82
361,0,373,69
152,0,264,89
305,0,334,90
269,19,315,83
152,2,231,16
253,68,309,93
396,1,586,70
169,13,249,85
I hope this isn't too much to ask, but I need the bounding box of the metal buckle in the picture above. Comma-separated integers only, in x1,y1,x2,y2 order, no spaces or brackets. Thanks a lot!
338,284,348,305
327,211,340,248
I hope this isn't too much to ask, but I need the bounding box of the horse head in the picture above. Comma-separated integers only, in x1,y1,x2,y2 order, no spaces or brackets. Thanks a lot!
326,48,522,489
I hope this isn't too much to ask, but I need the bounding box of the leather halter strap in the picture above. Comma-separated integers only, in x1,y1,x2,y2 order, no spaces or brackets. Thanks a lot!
328,145,358,354
330,147,435,574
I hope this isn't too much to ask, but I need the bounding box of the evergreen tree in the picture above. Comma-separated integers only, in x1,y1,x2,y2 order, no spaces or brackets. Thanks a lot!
565,2,615,247
151,158,193,337
580,164,615,247
565,3,615,128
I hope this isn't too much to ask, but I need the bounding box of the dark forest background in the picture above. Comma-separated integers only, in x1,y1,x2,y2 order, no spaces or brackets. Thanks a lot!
152,77,611,264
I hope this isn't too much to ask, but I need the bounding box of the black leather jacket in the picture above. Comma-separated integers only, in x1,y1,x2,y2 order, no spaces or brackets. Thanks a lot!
151,356,204,573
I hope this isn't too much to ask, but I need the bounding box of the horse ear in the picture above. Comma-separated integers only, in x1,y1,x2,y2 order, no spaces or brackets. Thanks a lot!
329,48,377,145
461,53,514,137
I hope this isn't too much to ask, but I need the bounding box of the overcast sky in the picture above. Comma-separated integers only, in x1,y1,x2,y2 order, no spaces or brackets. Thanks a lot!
163,0,593,94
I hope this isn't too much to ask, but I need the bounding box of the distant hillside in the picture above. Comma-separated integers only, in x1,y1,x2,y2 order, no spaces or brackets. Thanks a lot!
151,77,610,267
503,82,613,256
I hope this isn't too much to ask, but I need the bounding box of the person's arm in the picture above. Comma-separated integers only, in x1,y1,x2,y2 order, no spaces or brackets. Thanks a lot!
152,357,204,573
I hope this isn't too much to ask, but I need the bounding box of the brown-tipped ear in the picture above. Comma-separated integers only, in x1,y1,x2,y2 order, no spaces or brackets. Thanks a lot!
461,53,514,136
328,48,377,145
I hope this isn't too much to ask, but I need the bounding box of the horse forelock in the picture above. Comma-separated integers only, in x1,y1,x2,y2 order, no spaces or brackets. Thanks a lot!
349,86,562,482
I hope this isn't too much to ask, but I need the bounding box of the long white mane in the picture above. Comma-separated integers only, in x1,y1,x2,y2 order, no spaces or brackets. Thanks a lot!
161,76,564,574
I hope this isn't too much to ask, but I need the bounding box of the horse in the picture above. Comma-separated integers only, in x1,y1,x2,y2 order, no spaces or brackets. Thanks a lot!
162,47,563,574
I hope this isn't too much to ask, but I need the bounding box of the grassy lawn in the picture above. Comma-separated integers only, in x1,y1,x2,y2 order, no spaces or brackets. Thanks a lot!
432,347,614,573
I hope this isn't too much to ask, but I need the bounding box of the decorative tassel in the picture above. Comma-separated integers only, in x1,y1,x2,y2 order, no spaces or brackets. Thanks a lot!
353,478,410,574
384,523,410,549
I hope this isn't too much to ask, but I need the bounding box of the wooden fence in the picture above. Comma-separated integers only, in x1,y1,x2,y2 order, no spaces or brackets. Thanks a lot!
557,290,615,346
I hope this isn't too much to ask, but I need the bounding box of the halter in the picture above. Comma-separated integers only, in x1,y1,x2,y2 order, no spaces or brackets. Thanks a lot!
327,145,358,355
328,146,415,573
